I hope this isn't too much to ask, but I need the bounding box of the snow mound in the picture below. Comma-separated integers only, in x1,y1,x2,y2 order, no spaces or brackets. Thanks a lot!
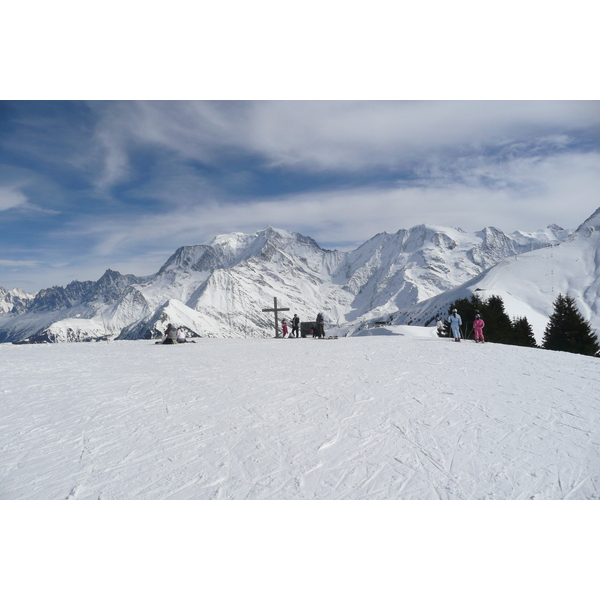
15,318,109,343
353,325,439,338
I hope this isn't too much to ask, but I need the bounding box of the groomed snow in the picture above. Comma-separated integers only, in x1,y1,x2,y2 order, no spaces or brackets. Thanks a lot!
2,326,598,500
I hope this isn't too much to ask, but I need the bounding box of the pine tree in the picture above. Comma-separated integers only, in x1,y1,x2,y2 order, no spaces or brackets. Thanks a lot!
542,294,600,357
511,316,538,348
483,295,514,344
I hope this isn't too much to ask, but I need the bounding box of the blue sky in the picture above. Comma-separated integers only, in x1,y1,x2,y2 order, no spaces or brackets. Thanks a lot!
1,100,599,293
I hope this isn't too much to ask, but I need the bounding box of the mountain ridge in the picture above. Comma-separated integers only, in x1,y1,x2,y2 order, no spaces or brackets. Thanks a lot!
1,212,596,344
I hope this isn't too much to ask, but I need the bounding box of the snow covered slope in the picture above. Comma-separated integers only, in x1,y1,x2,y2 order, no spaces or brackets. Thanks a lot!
1,217,579,344
393,208,600,343
1,332,598,499
0,286,34,314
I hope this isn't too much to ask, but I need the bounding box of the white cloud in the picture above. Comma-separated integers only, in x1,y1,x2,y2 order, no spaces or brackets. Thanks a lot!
0,259,39,267
54,149,600,277
4,101,599,290
224,101,600,172
0,178,60,215
0,185,29,211
89,101,600,181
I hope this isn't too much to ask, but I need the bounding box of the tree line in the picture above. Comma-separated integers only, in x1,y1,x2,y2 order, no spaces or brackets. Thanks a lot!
441,293,599,357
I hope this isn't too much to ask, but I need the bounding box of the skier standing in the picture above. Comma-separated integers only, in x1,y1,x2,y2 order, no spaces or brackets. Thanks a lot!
316,312,325,338
281,318,289,338
473,313,485,343
291,314,300,338
447,309,462,342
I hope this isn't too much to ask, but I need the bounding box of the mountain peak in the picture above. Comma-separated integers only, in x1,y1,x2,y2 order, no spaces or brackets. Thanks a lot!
576,206,600,233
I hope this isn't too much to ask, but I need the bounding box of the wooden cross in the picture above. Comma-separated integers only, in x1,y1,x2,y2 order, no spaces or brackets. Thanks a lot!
262,296,290,338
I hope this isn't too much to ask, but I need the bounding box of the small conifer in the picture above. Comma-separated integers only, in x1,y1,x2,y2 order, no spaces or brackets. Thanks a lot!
511,316,538,348
542,294,599,357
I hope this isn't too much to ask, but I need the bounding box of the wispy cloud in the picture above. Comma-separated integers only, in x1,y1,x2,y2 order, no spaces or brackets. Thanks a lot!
0,259,40,267
52,148,600,271
0,182,60,215
1,100,600,291
86,101,600,179
0,184,29,211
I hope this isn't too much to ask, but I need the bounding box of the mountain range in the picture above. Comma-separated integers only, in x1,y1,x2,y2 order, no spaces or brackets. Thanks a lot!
1,208,597,344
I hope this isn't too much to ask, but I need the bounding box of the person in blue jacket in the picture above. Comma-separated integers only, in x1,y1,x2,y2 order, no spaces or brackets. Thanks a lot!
447,308,462,342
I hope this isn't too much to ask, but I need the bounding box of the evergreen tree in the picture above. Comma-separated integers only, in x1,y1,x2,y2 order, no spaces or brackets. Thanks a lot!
511,316,538,348
483,295,514,344
542,294,600,356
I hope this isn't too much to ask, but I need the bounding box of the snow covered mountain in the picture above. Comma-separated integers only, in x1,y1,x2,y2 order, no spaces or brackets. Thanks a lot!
0,287,34,315
391,209,600,343
0,212,590,344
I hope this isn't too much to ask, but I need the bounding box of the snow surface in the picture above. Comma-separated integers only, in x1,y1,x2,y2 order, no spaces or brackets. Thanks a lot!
2,326,599,500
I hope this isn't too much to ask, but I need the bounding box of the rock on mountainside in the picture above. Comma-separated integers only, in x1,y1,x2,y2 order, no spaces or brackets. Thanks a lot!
0,214,590,344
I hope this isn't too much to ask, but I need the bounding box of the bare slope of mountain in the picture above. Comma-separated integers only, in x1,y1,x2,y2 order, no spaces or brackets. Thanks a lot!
0,216,583,343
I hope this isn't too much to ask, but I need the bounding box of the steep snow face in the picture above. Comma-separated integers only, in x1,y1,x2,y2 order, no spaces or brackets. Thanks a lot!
125,227,347,339
334,224,539,323
509,223,571,251
118,299,218,340
157,235,252,275
575,206,600,235
0,287,34,314
182,228,348,337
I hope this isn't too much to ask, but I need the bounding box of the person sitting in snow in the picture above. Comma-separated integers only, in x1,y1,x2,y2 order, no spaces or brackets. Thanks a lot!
163,323,178,344
447,309,462,342
436,319,446,337
177,327,186,343
473,313,485,343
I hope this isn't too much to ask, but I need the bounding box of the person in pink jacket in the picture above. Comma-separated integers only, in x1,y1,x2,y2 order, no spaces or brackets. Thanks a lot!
473,313,485,343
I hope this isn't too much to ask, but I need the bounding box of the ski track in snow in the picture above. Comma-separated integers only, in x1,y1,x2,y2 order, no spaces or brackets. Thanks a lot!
1,332,599,500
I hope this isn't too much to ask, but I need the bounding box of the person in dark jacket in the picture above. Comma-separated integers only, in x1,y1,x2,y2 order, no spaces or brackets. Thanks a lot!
291,314,300,338
316,313,325,338
163,323,178,344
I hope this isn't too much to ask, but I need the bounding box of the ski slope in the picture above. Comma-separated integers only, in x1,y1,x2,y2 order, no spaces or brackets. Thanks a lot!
1,327,599,500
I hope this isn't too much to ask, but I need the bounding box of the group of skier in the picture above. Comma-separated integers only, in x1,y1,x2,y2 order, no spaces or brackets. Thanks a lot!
281,313,325,338
281,313,300,338
160,312,327,343
439,309,485,343
165,310,484,343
